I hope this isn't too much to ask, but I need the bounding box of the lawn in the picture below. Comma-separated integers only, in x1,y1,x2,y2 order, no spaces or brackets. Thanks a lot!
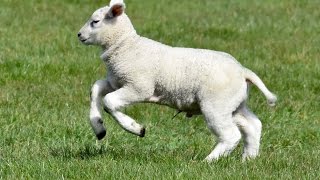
0,0,319,179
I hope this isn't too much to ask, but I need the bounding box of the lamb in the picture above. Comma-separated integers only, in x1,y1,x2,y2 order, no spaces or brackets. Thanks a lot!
77,0,277,161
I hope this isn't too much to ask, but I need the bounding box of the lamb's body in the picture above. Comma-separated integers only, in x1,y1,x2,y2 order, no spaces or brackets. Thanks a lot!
104,35,247,113
78,0,277,161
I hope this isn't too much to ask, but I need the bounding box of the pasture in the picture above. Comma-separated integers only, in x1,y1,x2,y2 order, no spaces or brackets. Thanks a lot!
0,0,319,179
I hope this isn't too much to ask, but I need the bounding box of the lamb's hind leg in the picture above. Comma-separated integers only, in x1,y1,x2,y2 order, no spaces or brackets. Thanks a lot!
90,79,114,140
233,102,262,160
102,87,147,137
201,102,242,161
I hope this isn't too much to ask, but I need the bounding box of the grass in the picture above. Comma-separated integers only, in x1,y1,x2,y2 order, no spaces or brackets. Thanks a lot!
0,0,319,179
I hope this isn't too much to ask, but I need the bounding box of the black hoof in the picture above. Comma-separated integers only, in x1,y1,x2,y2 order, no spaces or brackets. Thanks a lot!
139,127,145,137
91,117,106,140
96,129,106,140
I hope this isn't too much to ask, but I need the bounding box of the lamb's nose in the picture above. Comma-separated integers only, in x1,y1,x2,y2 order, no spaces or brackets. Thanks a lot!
77,32,81,37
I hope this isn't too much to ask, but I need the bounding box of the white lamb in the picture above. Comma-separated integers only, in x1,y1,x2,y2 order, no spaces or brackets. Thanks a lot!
78,0,277,161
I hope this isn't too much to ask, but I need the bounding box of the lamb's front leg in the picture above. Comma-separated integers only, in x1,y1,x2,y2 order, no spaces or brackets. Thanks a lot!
90,79,114,140
102,87,149,137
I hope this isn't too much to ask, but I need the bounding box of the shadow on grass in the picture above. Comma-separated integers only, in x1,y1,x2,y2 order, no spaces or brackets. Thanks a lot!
49,143,107,160
49,142,206,162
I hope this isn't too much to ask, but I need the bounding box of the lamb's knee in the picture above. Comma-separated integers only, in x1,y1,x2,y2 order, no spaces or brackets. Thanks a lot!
103,94,122,112
217,125,241,148
225,127,241,145
252,118,262,133
91,80,108,98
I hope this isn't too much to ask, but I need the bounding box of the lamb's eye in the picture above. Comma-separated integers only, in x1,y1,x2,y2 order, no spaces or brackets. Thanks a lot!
90,20,100,27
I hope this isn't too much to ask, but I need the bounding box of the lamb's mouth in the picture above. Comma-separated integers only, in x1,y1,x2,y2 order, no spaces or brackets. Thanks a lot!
80,38,88,42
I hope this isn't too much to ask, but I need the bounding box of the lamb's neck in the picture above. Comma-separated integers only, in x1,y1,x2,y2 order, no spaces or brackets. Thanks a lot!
100,31,140,61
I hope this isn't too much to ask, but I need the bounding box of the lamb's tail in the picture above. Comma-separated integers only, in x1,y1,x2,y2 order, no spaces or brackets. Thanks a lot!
244,68,277,106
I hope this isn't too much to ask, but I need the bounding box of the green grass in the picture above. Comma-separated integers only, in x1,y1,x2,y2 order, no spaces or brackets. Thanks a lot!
1,0,319,179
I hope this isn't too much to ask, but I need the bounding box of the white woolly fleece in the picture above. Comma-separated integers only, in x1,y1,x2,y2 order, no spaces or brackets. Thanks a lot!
78,0,277,161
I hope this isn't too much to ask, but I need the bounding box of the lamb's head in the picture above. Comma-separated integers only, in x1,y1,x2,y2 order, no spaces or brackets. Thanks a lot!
78,0,135,48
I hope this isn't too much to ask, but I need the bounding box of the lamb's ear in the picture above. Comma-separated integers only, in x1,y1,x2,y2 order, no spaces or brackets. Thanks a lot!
109,0,124,6
106,2,125,19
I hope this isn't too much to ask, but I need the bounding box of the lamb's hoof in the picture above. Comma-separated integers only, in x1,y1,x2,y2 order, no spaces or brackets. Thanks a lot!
203,154,220,163
96,129,106,140
139,127,145,137
91,117,106,140
242,152,259,162
203,157,213,163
